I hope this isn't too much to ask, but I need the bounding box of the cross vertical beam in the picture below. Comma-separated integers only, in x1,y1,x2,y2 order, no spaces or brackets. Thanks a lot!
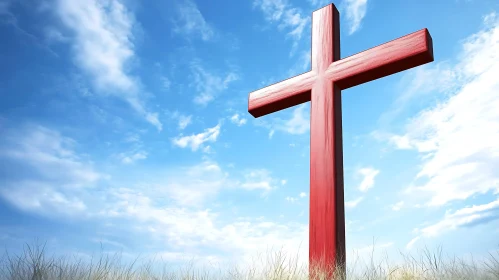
309,5,345,276
248,2,433,278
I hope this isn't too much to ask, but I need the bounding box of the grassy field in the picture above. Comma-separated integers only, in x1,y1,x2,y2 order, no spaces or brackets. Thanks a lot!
0,240,497,280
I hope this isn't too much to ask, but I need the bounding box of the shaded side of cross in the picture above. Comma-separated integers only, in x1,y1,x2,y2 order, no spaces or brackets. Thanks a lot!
248,3,433,277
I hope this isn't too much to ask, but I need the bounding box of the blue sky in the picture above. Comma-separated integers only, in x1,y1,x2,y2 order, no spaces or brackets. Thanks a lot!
0,0,498,273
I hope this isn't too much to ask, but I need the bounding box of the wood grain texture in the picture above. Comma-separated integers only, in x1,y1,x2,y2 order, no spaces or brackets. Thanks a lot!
309,4,344,278
247,2,434,278
248,28,433,118
326,28,433,90
248,71,315,118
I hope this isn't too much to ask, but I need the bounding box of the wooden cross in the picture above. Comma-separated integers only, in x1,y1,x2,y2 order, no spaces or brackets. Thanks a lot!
248,3,433,277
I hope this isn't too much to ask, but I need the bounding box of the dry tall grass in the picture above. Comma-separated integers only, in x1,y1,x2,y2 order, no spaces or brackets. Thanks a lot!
0,240,497,280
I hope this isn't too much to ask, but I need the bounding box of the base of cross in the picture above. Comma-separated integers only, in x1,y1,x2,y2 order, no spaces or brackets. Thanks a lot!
310,252,346,279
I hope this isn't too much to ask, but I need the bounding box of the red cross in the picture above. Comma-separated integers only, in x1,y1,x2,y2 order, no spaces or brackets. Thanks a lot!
248,3,433,278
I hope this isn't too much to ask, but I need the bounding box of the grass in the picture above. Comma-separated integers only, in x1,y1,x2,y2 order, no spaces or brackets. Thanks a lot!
0,239,497,280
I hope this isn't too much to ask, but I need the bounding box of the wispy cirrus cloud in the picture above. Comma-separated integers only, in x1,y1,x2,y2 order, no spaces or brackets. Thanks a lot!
167,111,193,130
150,161,229,207
0,0,59,56
118,151,147,164
55,0,162,130
285,192,307,203
239,169,278,193
357,167,380,192
161,76,171,91
278,104,310,134
344,0,368,35
190,61,239,105
391,201,404,211
43,25,70,44
172,0,215,41
253,0,309,55
172,123,221,152
346,197,364,209
114,133,148,164
381,12,499,207
0,126,305,268
407,196,499,250
99,185,309,269
307,0,368,35
0,123,104,217
258,104,310,138
177,114,192,129
230,113,247,126
377,62,458,126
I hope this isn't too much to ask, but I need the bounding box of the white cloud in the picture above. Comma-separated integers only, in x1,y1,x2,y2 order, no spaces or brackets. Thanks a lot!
266,104,309,136
0,124,104,217
44,26,69,43
405,236,420,250
387,13,499,206
0,125,306,269
56,0,162,130
124,133,140,143
178,114,192,130
190,61,239,105
0,181,88,215
286,192,307,203
172,0,214,41
119,151,147,164
168,111,192,130
253,0,309,54
156,161,228,207
0,125,102,185
230,113,247,126
202,145,212,153
100,189,309,270
110,161,279,209
281,104,309,134
172,123,221,151
357,167,380,192
145,113,162,131
344,0,368,35
378,62,459,126
388,134,412,150
269,129,275,139
57,0,135,92
161,76,171,90
407,197,499,249
391,201,404,211
95,161,304,270
281,179,287,185
240,169,276,193
346,197,363,209
422,198,499,238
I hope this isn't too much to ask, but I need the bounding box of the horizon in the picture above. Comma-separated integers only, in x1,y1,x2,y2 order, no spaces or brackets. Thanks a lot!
0,0,498,274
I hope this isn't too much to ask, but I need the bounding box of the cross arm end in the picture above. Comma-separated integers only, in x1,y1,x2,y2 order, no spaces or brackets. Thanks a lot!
248,71,315,118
